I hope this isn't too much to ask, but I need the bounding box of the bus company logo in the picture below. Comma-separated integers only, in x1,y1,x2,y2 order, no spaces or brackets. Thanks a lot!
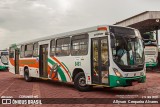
2,99,11,104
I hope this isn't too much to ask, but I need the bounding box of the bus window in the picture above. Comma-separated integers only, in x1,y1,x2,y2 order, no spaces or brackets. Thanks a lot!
25,44,33,57
9,48,14,58
0,51,9,64
33,43,38,57
56,37,70,56
71,34,88,56
20,45,25,58
50,39,55,56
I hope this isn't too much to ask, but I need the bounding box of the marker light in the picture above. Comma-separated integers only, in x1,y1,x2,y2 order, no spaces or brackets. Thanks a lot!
97,27,107,31
113,68,123,77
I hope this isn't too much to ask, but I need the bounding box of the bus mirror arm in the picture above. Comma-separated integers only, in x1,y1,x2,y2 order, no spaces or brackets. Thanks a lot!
111,39,116,48
110,32,116,48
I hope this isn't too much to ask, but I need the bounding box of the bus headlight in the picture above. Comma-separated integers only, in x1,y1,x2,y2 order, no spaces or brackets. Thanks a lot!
140,72,144,76
113,68,123,77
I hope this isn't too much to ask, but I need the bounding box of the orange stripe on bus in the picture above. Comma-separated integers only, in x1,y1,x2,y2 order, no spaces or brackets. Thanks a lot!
19,59,39,68
9,58,15,66
9,58,39,68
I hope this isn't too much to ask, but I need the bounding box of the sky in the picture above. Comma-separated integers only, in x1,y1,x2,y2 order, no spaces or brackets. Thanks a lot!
0,0,160,49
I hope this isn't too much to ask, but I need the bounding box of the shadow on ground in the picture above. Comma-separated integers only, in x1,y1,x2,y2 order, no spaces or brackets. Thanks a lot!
15,76,143,96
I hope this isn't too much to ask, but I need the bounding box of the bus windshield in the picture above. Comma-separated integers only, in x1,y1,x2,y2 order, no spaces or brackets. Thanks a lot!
0,51,9,65
110,26,144,71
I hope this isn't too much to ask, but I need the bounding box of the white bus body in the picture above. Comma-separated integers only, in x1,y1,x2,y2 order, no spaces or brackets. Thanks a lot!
9,25,146,91
144,39,158,68
145,46,158,67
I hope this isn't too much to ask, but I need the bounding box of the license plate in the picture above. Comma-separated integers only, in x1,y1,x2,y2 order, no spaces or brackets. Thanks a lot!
132,81,138,86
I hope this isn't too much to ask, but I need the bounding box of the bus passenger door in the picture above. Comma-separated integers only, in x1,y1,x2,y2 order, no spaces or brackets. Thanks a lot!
39,44,48,78
15,49,19,74
91,37,109,85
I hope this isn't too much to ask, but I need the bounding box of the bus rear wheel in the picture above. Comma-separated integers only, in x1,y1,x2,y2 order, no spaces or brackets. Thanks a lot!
24,69,32,82
74,72,92,92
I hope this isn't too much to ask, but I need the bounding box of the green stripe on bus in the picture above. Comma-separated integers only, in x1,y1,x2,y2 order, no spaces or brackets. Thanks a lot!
48,58,67,82
61,62,71,76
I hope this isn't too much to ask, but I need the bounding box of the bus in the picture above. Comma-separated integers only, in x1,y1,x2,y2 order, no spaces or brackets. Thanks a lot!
0,50,9,70
9,25,146,91
144,39,158,68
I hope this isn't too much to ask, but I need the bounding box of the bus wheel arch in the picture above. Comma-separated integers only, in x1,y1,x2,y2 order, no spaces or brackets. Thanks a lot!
24,66,32,82
72,68,84,81
73,68,92,92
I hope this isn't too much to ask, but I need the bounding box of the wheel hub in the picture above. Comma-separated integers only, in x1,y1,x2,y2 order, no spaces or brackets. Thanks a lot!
79,77,86,86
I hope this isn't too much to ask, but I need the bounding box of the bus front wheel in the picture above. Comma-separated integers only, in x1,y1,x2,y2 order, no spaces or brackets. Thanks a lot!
24,69,32,82
74,72,92,92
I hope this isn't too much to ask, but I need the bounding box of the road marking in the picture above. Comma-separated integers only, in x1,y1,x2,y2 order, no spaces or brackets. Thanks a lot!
0,80,15,96
32,83,41,97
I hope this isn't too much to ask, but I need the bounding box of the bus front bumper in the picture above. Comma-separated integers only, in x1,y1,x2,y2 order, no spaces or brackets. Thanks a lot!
146,62,158,67
109,75,146,87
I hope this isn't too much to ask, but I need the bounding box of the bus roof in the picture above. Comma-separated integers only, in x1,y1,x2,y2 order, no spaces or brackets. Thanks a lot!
10,25,136,46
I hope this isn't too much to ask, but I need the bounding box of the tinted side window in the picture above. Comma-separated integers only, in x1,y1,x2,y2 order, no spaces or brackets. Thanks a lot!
33,43,38,57
20,45,25,58
56,37,70,56
9,47,14,58
25,44,33,57
50,39,55,56
71,34,88,56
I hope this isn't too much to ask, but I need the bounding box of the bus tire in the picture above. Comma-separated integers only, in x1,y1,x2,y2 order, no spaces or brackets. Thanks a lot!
24,69,32,82
74,72,92,92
